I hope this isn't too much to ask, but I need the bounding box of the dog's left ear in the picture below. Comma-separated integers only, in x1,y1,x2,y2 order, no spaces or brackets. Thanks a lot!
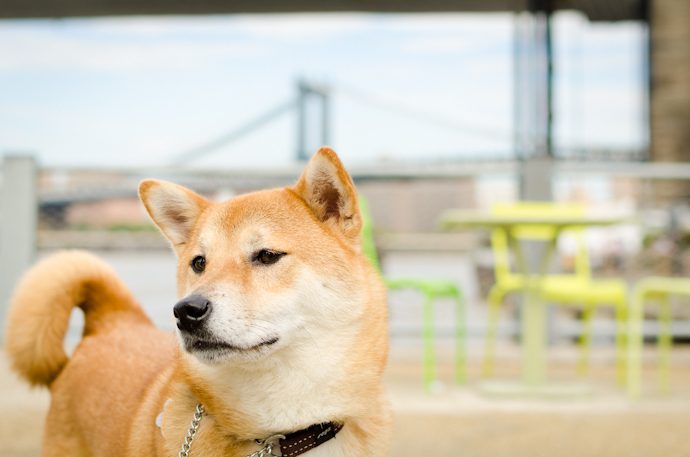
294,147,362,244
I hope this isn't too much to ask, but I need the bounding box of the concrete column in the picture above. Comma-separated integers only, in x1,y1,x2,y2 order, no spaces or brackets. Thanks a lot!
520,156,554,202
0,155,38,335
650,0,690,200
519,156,556,345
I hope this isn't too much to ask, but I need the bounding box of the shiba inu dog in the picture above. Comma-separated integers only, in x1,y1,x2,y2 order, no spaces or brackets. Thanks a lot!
5,148,391,456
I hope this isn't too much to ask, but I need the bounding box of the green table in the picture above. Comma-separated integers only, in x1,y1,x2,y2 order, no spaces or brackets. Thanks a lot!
441,210,633,395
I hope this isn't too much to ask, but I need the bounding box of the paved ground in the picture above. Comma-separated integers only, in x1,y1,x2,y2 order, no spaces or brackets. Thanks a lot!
2,347,690,457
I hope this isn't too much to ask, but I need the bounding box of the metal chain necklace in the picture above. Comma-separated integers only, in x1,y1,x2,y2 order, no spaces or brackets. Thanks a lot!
178,404,205,457
177,404,282,457
246,434,285,457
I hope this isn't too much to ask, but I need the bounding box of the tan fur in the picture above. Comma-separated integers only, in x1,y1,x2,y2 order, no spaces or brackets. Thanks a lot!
4,147,391,456
5,250,149,386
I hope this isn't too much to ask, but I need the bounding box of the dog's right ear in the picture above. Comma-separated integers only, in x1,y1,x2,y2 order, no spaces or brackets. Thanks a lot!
138,179,209,249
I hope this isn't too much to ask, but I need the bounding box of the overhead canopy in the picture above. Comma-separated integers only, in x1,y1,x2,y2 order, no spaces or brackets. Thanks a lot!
1,0,646,21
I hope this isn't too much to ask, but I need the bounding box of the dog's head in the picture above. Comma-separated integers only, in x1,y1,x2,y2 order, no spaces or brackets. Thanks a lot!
139,148,371,366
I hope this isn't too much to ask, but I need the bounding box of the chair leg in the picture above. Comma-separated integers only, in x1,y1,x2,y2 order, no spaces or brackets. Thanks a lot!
482,287,504,377
422,293,436,392
577,304,595,377
614,298,628,387
454,289,466,385
658,294,672,393
627,288,646,398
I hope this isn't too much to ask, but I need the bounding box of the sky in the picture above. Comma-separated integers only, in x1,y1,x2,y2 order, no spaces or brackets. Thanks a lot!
0,12,647,168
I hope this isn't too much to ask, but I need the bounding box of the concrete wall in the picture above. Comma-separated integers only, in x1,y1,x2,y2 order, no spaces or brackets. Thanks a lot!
358,179,476,232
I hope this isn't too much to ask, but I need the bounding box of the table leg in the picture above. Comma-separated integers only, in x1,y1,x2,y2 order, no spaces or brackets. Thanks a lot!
658,294,672,393
522,288,546,386
627,288,645,398
510,233,557,387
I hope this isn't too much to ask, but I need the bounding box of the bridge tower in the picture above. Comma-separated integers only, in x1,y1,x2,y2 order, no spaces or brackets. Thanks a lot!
296,80,331,162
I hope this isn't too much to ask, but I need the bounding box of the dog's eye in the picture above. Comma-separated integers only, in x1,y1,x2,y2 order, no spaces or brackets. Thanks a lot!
191,255,206,273
253,249,286,266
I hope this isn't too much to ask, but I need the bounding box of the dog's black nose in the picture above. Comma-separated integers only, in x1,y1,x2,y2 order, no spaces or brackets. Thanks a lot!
173,295,211,332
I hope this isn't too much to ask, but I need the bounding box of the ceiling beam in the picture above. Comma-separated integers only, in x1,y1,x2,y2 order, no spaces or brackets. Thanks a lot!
1,0,644,21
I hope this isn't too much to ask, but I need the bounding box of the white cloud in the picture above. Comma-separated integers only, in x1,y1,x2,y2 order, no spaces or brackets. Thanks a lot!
0,14,375,72
401,36,478,54
68,14,372,39
230,13,373,39
74,17,235,37
0,28,263,71
377,13,513,34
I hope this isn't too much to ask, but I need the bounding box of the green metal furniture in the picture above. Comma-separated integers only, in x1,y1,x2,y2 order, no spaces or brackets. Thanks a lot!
481,202,629,385
360,197,466,391
441,204,631,392
627,277,690,398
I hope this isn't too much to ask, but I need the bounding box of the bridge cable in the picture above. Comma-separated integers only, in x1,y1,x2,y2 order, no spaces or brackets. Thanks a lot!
169,98,297,165
334,83,512,141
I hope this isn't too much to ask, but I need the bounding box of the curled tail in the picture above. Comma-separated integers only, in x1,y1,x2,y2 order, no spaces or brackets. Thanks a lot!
4,250,147,387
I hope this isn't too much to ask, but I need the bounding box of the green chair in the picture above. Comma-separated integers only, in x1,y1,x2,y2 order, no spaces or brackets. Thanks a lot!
482,202,628,384
359,197,466,391
627,277,690,398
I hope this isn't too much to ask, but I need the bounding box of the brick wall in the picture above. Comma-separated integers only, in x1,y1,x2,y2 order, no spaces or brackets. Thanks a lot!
650,0,690,200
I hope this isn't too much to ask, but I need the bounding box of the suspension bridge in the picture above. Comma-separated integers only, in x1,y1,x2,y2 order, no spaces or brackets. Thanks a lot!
167,79,515,166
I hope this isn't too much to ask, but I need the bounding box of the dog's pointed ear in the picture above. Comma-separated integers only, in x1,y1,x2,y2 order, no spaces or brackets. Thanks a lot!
138,179,209,249
294,147,362,243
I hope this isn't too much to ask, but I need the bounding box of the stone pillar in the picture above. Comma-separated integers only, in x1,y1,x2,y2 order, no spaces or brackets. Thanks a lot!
650,0,690,201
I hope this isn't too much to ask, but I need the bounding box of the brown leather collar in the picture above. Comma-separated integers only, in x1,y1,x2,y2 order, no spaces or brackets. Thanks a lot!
268,422,344,457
